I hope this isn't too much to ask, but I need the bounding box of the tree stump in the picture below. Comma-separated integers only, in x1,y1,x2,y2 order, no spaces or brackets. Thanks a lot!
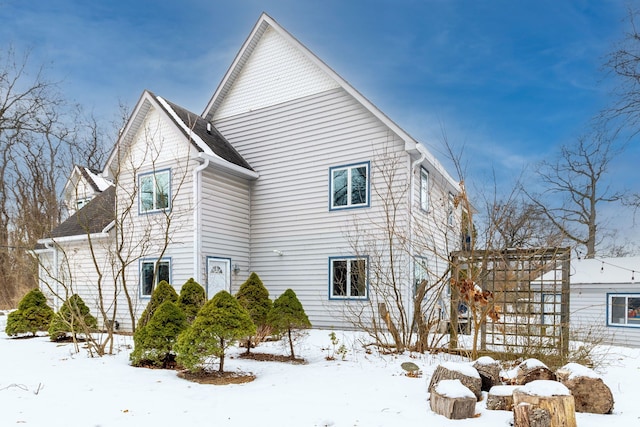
428,362,482,400
429,379,477,420
556,363,614,414
515,359,556,385
513,380,576,427
473,356,502,391
486,385,520,411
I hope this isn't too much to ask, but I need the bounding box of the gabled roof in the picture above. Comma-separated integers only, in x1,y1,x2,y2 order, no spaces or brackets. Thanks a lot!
104,91,256,180
201,12,458,190
156,96,253,171
43,185,115,241
62,165,112,199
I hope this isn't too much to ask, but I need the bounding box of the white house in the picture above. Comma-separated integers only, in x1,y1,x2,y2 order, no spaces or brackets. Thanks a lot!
36,13,461,332
569,256,640,347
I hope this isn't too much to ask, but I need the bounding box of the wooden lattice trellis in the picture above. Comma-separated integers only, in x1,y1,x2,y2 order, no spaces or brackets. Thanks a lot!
450,247,571,358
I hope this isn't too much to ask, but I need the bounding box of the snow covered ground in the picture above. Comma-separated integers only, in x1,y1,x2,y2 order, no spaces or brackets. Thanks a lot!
1,313,639,427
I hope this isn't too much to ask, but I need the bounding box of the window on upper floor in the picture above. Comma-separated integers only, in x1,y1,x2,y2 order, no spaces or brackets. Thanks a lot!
329,162,370,210
140,259,171,298
76,197,92,210
329,256,368,299
420,168,429,212
139,169,170,214
608,293,640,327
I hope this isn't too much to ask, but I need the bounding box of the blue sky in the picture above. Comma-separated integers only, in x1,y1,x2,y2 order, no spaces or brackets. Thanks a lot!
1,1,636,218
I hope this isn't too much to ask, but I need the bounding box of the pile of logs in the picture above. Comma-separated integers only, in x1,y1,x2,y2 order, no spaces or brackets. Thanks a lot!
427,357,614,424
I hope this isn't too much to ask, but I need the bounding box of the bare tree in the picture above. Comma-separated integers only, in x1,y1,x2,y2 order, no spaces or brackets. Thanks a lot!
523,130,622,258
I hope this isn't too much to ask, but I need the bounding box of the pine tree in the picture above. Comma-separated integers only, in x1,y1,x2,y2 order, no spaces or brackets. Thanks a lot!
5,288,54,337
175,290,255,373
267,289,311,359
235,272,272,353
48,294,98,341
177,278,206,324
137,280,178,329
130,300,188,368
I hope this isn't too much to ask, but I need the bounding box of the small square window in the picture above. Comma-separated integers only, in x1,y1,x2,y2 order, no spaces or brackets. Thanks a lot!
608,294,640,327
139,169,171,213
140,259,171,297
329,257,368,299
329,162,370,210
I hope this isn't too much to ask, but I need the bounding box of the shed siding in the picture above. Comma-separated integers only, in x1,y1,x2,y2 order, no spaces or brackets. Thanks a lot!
571,282,640,347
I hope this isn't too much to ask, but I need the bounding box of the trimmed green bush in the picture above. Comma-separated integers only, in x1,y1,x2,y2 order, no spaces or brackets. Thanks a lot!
48,294,98,341
175,290,256,373
235,272,272,353
130,300,188,368
5,288,54,337
137,280,178,329
267,289,311,359
177,278,206,323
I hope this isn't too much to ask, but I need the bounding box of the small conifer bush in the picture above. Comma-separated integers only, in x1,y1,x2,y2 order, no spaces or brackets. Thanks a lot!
267,288,311,359
137,280,178,329
175,290,256,373
130,300,188,368
177,278,206,323
48,294,98,341
5,288,54,337
235,272,272,353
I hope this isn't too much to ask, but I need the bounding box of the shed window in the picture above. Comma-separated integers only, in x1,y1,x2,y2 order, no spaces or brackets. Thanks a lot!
608,294,640,327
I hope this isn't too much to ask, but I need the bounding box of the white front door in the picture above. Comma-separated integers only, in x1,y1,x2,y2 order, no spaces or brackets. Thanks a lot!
207,257,230,298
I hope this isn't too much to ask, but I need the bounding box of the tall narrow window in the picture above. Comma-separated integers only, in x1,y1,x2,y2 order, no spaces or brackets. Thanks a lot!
414,256,429,295
420,168,429,212
329,162,370,210
140,259,171,297
329,257,368,299
139,169,171,213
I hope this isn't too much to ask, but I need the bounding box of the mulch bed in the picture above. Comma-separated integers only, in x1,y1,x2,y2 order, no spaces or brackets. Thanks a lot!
236,351,307,364
177,370,256,385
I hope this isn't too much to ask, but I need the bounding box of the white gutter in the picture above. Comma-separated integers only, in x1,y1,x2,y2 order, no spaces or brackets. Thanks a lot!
193,157,210,282
37,233,110,245
198,152,259,180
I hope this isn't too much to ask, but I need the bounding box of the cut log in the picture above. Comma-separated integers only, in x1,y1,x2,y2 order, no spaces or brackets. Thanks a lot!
429,379,477,420
486,385,520,411
556,363,614,414
428,362,482,400
515,359,556,385
514,402,551,427
513,381,576,427
473,356,502,391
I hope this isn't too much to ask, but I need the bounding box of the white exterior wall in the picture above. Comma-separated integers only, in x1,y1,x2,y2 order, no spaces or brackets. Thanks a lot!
111,105,198,326
199,167,251,294
571,282,640,347
214,87,415,328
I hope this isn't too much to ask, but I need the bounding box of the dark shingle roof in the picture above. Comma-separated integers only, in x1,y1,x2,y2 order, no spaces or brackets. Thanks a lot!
48,186,115,239
78,166,104,193
157,97,254,171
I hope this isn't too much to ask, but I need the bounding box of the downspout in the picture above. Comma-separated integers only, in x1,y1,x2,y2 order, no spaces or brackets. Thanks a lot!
408,151,426,325
193,156,210,283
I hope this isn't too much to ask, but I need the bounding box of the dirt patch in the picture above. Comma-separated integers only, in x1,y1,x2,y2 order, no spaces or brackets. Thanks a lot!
237,352,306,364
177,370,256,385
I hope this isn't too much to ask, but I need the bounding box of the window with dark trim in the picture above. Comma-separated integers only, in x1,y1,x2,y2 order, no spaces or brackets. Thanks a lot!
329,256,368,299
329,162,370,210
140,259,171,297
139,169,170,214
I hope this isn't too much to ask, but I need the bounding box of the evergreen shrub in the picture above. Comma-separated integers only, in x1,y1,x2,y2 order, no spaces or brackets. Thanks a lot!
235,272,272,352
137,280,178,329
48,294,98,341
5,288,54,337
267,288,311,358
177,278,206,323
